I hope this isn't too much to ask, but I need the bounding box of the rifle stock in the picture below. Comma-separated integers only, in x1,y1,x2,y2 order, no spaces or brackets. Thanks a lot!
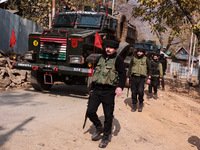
83,92,92,129
127,86,129,97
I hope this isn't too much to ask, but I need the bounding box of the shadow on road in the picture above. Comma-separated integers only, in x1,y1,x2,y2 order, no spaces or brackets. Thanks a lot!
25,84,88,99
0,91,35,106
0,117,35,148
124,97,132,109
83,116,121,141
188,136,200,150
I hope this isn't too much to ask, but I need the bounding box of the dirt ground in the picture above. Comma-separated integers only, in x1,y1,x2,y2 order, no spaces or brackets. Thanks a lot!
0,77,200,150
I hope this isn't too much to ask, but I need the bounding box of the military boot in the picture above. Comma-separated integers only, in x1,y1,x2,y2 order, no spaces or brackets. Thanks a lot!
138,102,144,112
147,93,153,99
131,104,137,112
91,126,103,141
154,93,158,99
99,136,109,148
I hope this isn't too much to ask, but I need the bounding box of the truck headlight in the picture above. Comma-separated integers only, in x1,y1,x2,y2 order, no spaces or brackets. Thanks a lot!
24,52,33,60
69,55,84,64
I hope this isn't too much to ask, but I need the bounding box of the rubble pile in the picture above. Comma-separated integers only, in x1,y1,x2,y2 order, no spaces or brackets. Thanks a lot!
165,78,200,100
0,50,30,91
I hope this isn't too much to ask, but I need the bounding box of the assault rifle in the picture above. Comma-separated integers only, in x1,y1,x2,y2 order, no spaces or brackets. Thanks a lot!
83,92,92,129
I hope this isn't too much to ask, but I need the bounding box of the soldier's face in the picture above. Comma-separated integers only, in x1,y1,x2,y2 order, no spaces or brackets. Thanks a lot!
137,51,144,56
106,47,117,56
153,55,158,60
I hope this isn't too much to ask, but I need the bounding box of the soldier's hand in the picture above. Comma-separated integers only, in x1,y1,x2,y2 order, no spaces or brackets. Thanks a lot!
89,90,93,95
159,78,162,82
115,87,122,97
126,78,129,85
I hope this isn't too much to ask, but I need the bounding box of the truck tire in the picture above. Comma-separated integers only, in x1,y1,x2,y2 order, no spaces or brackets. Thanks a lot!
117,41,130,60
116,14,128,42
30,71,53,91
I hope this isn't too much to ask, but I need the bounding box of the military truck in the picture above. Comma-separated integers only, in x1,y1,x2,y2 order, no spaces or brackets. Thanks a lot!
135,40,160,56
13,3,137,91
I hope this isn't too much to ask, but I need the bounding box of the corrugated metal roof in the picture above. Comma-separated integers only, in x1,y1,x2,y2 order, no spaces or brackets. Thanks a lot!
175,46,189,54
5,9,19,14
160,51,169,57
175,54,197,61
0,0,7,4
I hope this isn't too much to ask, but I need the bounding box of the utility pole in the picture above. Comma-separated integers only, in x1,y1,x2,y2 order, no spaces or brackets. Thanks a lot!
190,35,197,79
52,0,56,20
187,32,193,81
112,0,115,15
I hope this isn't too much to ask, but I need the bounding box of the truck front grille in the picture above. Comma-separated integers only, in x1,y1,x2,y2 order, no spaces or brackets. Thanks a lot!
40,37,67,60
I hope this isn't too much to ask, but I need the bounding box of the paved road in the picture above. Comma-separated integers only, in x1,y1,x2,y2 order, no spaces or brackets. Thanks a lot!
1,83,200,150
0,84,90,150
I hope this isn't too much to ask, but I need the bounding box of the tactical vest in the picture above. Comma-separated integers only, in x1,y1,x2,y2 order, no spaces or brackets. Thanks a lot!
92,57,118,86
151,60,160,76
131,56,147,77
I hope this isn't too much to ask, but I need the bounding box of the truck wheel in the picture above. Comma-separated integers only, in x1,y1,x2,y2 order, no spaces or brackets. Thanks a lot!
30,71,53,91
116,14,128,42
117,41,130,60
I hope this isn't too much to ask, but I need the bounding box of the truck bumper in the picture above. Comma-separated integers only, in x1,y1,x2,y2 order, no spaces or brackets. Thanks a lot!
13,62,91,76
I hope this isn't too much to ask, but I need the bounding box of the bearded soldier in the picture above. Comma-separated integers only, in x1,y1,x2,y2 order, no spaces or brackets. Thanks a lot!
86,40,126,148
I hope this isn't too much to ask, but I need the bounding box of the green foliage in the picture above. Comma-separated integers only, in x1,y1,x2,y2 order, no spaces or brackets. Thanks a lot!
7,0,51,28
6,0,100,28
132,0,200,46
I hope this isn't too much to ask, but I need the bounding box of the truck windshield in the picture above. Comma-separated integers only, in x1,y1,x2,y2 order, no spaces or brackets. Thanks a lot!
135,43,144,49
77,14,102,28
54,14,76,27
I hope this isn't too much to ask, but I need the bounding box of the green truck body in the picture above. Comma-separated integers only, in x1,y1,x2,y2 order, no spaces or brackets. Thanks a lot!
13,4,137,91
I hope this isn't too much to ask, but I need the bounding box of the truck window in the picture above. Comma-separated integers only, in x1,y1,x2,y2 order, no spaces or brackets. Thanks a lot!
54,14,76,27
77,14,102,28
135,43,144,49
109,18,118,31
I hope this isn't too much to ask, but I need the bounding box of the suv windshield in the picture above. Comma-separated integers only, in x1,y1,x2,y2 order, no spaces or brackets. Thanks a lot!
54,14,76,27
77,14,102,28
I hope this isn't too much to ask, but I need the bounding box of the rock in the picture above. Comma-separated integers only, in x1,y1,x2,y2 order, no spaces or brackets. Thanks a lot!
0,77,11,87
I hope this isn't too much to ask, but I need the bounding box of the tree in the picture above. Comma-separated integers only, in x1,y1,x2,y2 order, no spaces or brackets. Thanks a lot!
6,0,100,28
132,0,200,47
7,0,51,28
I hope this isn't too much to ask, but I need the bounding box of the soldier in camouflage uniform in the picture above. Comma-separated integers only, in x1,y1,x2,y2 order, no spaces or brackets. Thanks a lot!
86,40,126,148
148,53,163,99
127,48,152,112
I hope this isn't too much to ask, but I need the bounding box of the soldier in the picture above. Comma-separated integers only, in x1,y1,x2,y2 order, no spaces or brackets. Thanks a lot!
159,54,167,91
148,53,163,99
127,48,152,112
86,40,126,148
